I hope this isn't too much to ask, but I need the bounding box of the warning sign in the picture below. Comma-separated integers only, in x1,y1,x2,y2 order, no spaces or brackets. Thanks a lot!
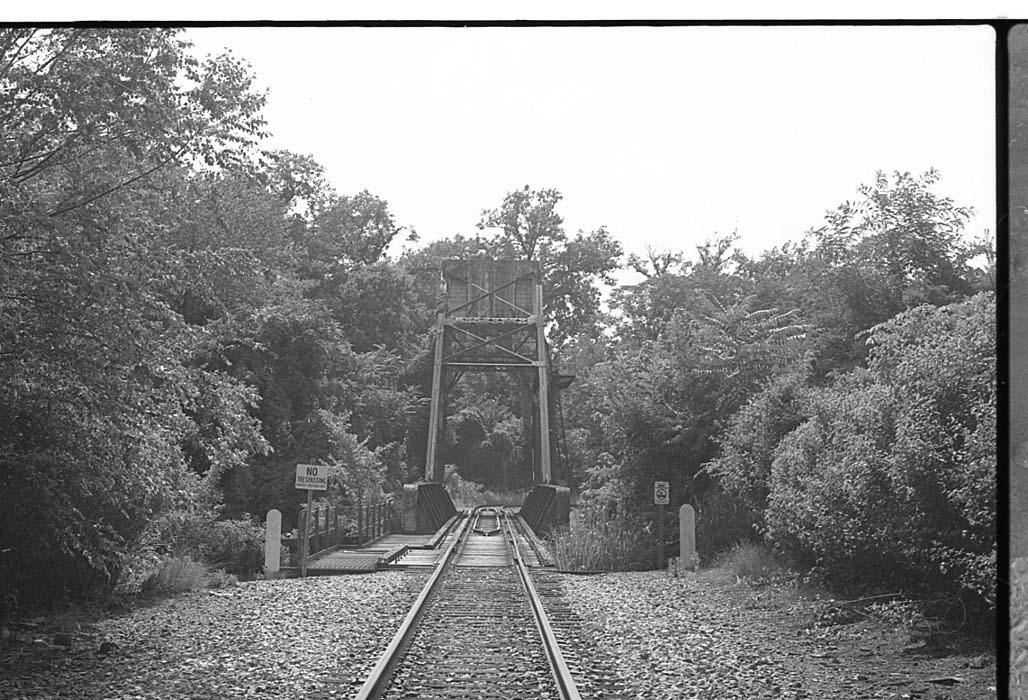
653,481,669,505
295,464,329,491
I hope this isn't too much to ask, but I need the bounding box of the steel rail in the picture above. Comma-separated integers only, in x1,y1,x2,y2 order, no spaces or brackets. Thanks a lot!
502,510,584,700
472,506,502,536
352,510,472,700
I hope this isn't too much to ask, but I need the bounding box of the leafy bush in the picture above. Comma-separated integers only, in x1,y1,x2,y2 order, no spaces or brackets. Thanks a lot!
132,507,264,578
868,294,995,606
693,486,762,558
766,375,903,578
704,369,811,520
199,519,264,576
765,295,995,610
0,450,195,614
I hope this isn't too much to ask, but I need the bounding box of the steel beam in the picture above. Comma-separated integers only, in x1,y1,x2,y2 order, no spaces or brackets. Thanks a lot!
535,277,552,484
425,288,446,482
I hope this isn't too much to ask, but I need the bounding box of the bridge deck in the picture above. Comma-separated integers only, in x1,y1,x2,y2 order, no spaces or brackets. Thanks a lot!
301,512,547,574
303,521,461,574
305,534,434,574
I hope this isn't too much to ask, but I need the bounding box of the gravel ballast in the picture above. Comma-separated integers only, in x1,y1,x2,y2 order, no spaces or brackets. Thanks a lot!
558,570,995,700
0,572,428,700
0,568,995,699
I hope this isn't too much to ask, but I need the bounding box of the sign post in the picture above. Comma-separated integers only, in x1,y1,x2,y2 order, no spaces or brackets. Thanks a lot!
296,464,329,578
654,481,669,570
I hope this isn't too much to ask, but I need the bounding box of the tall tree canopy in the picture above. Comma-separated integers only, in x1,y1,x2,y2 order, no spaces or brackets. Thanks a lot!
0,29,427,609
0,28,271,604
477,185,624,346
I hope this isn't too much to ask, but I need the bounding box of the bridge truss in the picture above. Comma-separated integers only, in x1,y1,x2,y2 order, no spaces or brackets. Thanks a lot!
424,259,568,485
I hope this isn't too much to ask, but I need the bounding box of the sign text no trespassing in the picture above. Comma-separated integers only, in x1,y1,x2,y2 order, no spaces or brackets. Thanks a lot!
295,463,328,491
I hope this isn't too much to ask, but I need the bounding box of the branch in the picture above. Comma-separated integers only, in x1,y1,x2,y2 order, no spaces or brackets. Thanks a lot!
11,132,81,180
823,592,904,609
0,29,38,80
47,143,187,217
11,127,138,181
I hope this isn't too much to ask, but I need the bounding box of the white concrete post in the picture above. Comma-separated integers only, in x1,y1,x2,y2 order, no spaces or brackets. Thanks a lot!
264,508,282,575
679,504,698,571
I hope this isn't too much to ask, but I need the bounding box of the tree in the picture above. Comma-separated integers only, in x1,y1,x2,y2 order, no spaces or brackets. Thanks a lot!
612,233,748,343
478,186,564,260
306,190,401,271
0,28,271,607
477,185,623,345
690,294,809,405
627,246,684,279
734,170,983,380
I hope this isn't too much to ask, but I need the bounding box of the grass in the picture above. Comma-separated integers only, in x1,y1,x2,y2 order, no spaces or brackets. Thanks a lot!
138,556,208,596
715,542,789,582
548,511,653,572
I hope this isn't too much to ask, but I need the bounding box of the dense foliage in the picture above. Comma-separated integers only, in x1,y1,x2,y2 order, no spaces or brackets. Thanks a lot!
758,295,995,608
566,171,993,610
0,29,425,610
0,27,996,618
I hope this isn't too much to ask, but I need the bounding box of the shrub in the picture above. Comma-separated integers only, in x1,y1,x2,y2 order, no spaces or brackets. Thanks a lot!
766,376,904,579
693,486,762,558
870,294,996,607
704,369,811,520
0,450,191,614
137,507,214,558
199,518,264,576
765,296,995,611
130,507,265,578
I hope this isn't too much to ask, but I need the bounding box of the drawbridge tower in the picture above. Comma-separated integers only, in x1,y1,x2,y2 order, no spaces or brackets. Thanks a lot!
425,259,559,484
402,259,571,536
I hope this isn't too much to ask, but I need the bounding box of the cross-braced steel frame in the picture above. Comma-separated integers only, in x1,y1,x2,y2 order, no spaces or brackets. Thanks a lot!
424,259,554,484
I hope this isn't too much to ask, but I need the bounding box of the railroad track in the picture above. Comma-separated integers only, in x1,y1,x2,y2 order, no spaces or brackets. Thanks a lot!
353,507,582,700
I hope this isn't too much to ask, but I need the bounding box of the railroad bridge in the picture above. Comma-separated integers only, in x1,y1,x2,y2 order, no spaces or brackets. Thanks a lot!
295,259,572,576
403,258,572,537
284,266,603,698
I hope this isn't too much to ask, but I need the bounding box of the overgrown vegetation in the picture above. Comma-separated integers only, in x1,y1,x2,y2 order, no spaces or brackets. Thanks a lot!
715,542,790,583
548,512,653,572
445,469,528,509
561,170,994,619
136,556,210,596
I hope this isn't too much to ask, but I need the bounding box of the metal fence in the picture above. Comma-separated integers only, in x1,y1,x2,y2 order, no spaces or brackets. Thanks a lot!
286,497,400,566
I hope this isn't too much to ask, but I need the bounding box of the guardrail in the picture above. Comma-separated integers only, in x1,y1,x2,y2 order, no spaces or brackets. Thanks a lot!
284,497,400,567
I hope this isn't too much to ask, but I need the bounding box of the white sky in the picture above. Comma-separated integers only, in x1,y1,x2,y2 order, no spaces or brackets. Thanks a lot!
185,25,996,267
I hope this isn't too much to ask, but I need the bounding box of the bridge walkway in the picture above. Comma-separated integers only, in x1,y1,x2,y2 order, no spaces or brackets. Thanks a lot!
304,517,460,574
